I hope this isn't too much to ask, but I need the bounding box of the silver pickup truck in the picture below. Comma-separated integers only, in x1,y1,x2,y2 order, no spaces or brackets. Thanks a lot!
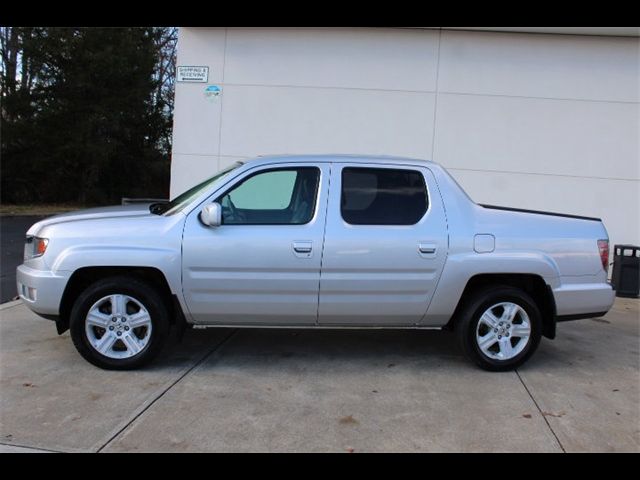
17,155,615,371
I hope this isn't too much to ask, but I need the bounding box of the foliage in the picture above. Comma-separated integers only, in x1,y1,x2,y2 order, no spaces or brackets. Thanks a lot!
0,27,177,205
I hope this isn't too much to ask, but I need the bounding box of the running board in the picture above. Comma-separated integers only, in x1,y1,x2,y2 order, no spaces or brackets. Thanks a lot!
191,324,443,330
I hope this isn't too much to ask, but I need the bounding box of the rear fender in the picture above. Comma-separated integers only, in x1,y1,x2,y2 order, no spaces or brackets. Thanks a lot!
422,250,561,326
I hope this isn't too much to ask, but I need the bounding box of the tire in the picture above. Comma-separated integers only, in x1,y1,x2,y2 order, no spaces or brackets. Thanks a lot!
69,276,170,370
456,286,542,372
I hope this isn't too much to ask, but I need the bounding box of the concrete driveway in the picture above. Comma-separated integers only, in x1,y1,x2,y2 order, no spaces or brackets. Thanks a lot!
0,298,638,453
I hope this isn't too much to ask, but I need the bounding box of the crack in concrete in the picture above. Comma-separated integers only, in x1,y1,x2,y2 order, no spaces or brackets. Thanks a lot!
0,441,63,453
515,369,566,453
95,329,238,453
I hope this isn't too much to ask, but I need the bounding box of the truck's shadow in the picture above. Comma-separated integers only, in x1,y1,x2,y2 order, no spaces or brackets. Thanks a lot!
153,322,631,373
156,327,468,371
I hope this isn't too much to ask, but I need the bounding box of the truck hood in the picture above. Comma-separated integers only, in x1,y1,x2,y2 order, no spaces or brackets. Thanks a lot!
26,204,155,236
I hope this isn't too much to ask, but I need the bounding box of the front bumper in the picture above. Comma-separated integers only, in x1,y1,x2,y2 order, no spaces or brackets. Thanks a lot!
16,264,71,317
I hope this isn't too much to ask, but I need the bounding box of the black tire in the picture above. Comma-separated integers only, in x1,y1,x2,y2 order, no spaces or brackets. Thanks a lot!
456,285,542,372
69,276,170,370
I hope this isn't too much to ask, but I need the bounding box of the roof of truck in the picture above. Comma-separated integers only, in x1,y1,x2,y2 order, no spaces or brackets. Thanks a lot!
245,154,439,168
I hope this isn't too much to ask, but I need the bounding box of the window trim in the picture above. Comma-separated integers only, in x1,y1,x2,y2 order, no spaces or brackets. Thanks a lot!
213,166,321,226
340,166,429,226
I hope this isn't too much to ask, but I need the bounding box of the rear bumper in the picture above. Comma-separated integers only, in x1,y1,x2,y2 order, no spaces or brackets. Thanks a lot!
16,265,70,317
552,281,615,317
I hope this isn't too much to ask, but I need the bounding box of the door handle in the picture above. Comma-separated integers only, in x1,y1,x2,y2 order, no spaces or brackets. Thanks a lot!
418,243,437,255
293,241,313,254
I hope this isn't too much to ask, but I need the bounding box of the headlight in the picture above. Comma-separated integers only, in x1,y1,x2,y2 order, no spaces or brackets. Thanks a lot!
24,236,49,260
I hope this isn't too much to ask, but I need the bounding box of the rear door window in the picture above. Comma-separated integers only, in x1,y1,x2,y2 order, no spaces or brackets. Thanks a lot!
341,167,428,225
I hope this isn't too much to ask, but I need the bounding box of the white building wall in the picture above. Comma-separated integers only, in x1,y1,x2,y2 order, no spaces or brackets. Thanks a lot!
171,27,640,249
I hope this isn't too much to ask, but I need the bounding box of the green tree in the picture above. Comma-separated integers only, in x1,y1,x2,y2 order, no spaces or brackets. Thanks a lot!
1,27,175,205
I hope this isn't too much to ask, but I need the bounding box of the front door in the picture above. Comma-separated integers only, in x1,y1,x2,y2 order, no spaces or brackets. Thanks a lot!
318,163,448,326
182,163,329,325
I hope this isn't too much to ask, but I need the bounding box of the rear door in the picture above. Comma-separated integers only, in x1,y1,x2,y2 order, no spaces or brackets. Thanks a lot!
318,163,448,326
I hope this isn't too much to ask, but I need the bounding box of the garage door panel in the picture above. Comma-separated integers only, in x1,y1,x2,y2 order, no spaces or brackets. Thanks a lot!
434,93,639,181
439,30,640,103
224,27,439,92
220,85,435,159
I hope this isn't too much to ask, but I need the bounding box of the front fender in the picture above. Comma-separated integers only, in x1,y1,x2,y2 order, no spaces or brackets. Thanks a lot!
51,245,183,295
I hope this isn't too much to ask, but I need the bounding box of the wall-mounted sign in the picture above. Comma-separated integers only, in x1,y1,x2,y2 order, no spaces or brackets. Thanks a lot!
204,85,222,102
177,66,209,83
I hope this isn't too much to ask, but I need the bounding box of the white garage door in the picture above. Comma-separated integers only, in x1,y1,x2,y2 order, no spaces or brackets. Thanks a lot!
171,27,639,250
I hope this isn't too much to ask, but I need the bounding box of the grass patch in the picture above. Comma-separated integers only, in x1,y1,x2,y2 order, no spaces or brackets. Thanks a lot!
0,204,83,216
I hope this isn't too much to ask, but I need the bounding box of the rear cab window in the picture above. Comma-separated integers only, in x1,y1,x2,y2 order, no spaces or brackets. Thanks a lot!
341,167,428,225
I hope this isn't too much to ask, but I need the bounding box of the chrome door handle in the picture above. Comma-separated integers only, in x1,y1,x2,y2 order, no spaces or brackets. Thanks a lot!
418,244,437,255
293,241,313,254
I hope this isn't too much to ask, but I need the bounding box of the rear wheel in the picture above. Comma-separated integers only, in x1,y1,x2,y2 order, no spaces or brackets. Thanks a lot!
69,276,169,370
457,286,542,371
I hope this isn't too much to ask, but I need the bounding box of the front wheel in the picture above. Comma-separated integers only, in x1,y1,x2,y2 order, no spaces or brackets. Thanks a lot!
69,276,169,370
457,286,542,371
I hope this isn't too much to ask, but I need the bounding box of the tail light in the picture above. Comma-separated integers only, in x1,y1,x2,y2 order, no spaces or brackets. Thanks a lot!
597,239,609,272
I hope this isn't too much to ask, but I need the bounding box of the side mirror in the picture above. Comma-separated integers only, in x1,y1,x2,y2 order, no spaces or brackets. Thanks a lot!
200,203,222,227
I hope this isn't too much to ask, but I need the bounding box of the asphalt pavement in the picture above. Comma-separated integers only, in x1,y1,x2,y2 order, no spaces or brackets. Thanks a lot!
0,216,45,303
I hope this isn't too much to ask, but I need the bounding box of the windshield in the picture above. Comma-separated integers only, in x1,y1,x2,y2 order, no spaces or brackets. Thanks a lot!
151,162,242,215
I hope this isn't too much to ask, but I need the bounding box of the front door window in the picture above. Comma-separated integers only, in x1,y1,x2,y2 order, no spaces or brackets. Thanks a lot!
217,167,320,225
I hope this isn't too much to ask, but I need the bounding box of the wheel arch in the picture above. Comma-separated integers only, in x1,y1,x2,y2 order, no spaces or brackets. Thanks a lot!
446,273,557,339
57,266,184,335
